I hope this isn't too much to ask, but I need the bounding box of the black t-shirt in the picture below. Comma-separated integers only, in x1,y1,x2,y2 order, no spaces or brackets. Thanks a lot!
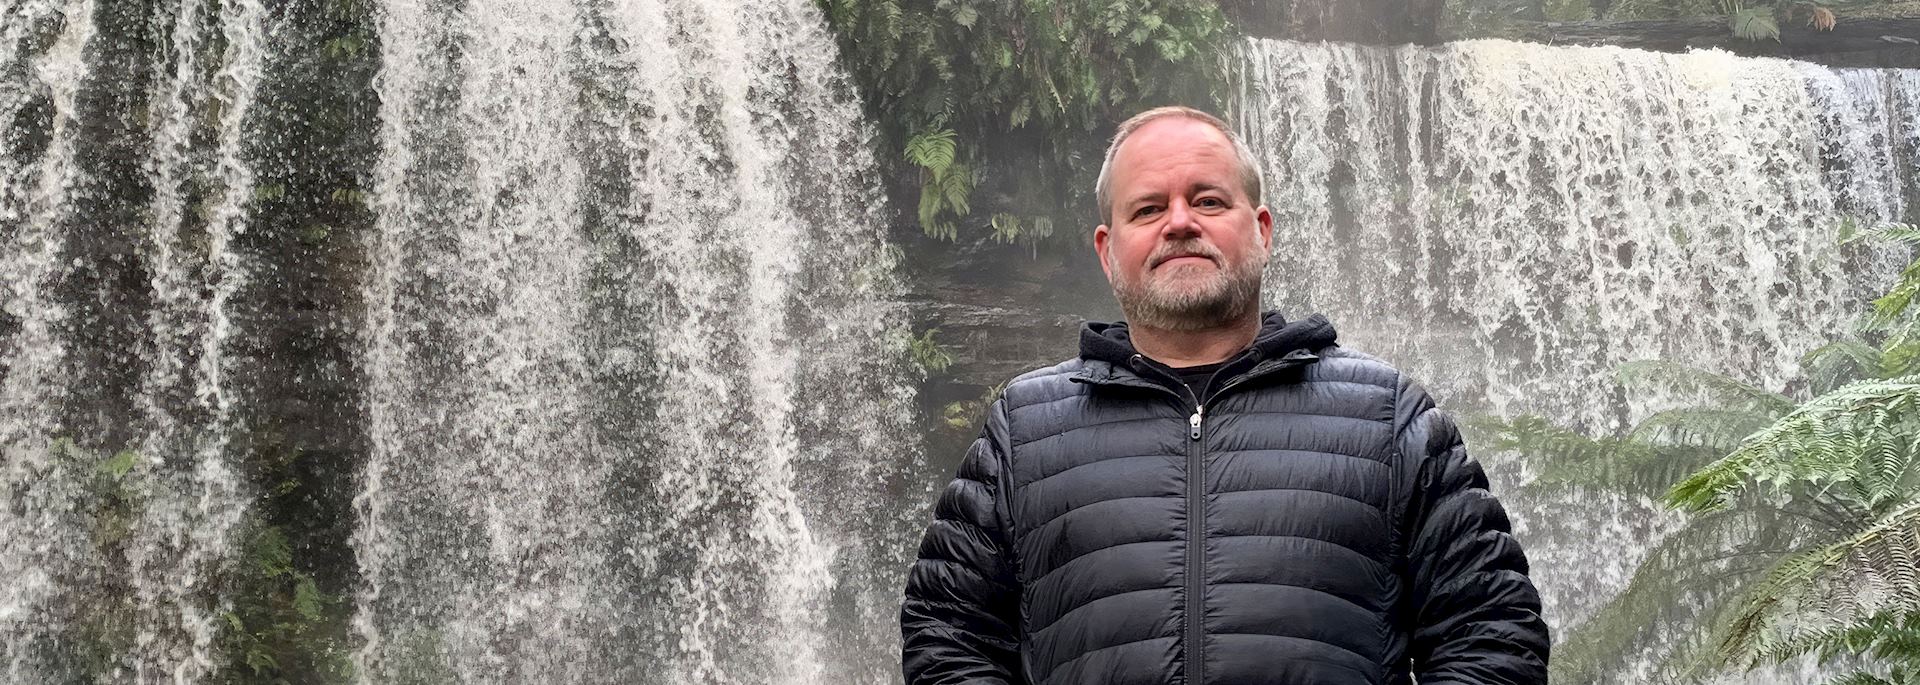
1168,360,1228,402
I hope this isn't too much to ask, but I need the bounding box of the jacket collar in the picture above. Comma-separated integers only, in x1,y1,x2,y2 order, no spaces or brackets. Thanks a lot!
1070,310,1339,396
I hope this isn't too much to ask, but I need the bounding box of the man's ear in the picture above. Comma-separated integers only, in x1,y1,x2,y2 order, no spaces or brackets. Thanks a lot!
1094,223,1114,280
1255,206,1273,253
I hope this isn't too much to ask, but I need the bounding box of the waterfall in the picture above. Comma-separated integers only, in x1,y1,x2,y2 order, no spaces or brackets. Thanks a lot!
1235,37,1919,682
1,0,264,680
10,0,1918,681
1,0,922,681
350,0,920,683
1,0,97,679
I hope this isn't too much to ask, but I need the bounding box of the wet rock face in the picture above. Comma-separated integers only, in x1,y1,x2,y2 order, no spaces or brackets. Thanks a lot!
1219,0,1451,44
899,237,1115,390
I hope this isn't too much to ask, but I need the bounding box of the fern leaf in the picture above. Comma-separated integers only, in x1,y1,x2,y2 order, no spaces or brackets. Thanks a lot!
1841,222,1920,247
1615,360,1796,414
1668,375,1920,513
1711,501,1920,669
1805,339,1889,391
1551,505,1795,682
1823,672,1897,685
939,162,972,215
1730,6,1781,41
1629,408,1775,453
1871,258,1920,329
903,128,957,175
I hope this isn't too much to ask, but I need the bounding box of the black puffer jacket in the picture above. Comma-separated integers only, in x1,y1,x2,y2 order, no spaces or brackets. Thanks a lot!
901,312,1548,685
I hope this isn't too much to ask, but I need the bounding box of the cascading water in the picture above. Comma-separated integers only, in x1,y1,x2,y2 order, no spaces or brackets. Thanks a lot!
3,0,922,681
350,0,922,683
1235,37,1920,682
9,2,1920,682
127,0,264,679
0,0,96,678
2,0,263,681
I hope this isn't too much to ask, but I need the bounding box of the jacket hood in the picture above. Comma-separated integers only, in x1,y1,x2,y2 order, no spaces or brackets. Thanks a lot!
1079,310,1339,367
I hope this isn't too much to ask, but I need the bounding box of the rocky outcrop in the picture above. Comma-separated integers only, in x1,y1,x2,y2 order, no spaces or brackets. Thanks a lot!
1520,13,1920,67
1220,0,1452,44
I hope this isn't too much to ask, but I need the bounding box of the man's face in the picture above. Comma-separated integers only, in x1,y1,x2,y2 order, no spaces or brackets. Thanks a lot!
1094,117,1273,332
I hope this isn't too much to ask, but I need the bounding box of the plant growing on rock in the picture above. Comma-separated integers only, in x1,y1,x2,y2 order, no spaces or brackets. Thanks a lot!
816,0,1232,250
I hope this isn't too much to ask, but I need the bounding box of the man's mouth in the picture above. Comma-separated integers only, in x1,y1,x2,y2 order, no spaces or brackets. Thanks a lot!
1154,255,1215,269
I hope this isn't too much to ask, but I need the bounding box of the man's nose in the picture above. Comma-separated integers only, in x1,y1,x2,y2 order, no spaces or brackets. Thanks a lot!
1161,198,1199,239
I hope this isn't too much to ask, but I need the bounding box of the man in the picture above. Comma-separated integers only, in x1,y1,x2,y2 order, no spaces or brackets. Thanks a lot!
899,106,1549,685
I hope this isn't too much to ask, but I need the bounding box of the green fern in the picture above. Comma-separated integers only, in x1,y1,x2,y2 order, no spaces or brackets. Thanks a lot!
1615,359,1797,415
1667,375,1920,513
1708,502,1920,669
1549,504,1806,682
817,0,1229,248
1807,339,1894,392
903,128,957,176
1730,5,1783,40
1478,414,1723,498
1803,610,1920,684
1540,225,1920,681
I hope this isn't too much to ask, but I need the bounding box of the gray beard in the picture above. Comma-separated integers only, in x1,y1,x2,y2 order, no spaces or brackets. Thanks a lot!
1110,254,1266,332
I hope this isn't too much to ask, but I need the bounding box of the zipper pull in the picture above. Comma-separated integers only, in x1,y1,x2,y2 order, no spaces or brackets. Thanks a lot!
1189,406,1203,440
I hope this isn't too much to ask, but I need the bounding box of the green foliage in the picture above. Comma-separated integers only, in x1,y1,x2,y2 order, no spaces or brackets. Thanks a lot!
1544,504,1806,682
905,129,974,240
1545,0,1600,19
1448,0,1861,42
905,327,956,374
1666,375,1920,513
1730,5,1783,40
1848,223,1920,334
321,35,367,60
32,438,147,679
1710,502,1920,670
216,524,355,684
1475,414,1715,498
817,0,1232,250
252,183,287,203
1804,611,1920,684
49,437,145,553
942,380,1008,430
1615,359,1798,414
1506,224,1920,681
904,128,958,174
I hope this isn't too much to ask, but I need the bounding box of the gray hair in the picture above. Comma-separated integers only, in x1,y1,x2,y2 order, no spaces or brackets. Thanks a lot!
1093,106,1264,226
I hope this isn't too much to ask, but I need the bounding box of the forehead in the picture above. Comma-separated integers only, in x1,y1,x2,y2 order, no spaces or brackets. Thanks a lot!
1111,118,1239,193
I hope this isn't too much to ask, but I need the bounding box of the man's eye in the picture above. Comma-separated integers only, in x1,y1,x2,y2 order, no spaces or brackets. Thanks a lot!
1133,206,1160,218
1197,197,1225,208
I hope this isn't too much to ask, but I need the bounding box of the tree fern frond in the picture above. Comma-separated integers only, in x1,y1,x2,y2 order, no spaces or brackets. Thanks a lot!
1823,672,1899,685
1615,360,1796,414
1628,408,1776,453
1885,338,1920,380
1712,501,1920,669
1841,221,1920,247
1551,505,1792,683
1870,258,1920,330
1476,412,1743,498
1478,414,1625,465
1668,376,1920,513
1805,339,1889,391
1803,610,1920,672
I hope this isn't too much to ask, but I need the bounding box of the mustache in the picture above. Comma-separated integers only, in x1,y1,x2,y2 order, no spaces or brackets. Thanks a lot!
1149,241,1223,268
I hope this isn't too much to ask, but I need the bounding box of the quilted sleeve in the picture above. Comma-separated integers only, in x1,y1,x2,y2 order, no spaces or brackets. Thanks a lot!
901,398,1023,684
1398,380,1551,684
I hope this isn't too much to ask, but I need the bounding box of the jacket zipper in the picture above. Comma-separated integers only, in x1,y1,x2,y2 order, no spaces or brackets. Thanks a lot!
1101,351,1320,685
1129,354,1210,685
1185,400,1205,685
